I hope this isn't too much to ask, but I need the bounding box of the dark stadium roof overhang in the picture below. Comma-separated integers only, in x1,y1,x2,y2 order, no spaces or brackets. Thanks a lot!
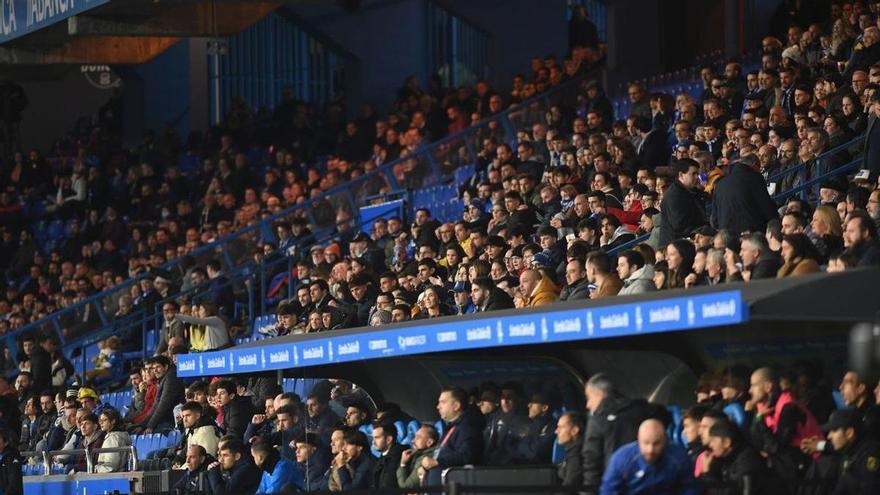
0,0,283,65
176,267,880,378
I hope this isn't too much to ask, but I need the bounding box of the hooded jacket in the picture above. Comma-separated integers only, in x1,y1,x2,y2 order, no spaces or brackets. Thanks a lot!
618,265,656,296
524,275,559,307
257,450,303,494
94,430,131,473
478,288,515,312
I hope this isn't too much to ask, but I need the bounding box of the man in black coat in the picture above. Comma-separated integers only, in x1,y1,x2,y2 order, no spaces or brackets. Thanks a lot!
634,116,670,172
658,159,708,247
697,420,770,495
711,155,779,234
422,387,484,476
145,356,184,433
864,92,880,177
371,421,406,489
216,380,254,442
0,429,22,495
471,277,514,312
26,336,52,392
556,411,585,487
206,439,262,495
581,374,654,495
173,445,210,494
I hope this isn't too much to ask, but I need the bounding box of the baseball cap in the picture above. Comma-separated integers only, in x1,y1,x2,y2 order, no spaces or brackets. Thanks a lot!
531,252,554,269
822,408,861,432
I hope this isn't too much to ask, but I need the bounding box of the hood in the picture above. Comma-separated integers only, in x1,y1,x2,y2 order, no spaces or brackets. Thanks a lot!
626,264,655,283
609,225,632,243
532,275,560,297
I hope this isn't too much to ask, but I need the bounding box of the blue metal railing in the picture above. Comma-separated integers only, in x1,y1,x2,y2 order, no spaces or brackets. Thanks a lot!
209,11,347,123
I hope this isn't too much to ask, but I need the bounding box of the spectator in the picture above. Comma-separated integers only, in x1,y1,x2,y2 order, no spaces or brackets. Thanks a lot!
0,429,22,495
747,367,822,481
172,445,209,494
252,440,302,494
215,379,254,442
809,408,880,494
175,303,230,352
205,439,262,495
658,159,707,246
94,408,132,473
600,418,695,495
471,277,514,312
66,412,103,473
293,432,327,492
397,424,438,489
556,411,585,486
582,374,653,495
616,250,655,296
736,233,781,281
518,269,559,307
559,259,590,301
422,387,483,472
711,155,779,234
697,420,769,495
844,210,880,266
173,401,221,464
144,355,184,434
586,251,622,298
371,420,405,488
777,233,821,277
156,302,185,356
330,430,374,491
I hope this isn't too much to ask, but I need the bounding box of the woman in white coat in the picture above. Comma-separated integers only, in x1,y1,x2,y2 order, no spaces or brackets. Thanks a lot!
95,408,132,473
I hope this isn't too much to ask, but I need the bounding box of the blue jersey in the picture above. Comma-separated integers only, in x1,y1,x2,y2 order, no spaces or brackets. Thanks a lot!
600,441,696,495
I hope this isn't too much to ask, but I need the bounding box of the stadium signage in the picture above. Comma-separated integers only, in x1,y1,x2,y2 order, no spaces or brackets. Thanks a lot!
177,290,747,378
0,0,109,43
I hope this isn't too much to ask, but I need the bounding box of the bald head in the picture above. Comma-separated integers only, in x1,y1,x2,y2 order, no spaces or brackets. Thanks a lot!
519,269,541,296
638,419,667,464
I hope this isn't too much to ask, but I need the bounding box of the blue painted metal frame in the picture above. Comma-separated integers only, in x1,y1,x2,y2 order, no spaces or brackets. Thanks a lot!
177,289,748,377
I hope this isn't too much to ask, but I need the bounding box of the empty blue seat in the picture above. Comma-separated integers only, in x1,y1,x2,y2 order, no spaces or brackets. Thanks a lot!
403,420,420,445
434,420,444,439
47,220,64,240
723,402,747,427
394,420,406,445
666,405,683,446
832,390,844,409
166,430,181,448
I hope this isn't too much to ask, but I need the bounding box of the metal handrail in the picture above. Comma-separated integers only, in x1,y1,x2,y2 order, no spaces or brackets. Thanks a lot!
23,446,139,474
766,134,865,184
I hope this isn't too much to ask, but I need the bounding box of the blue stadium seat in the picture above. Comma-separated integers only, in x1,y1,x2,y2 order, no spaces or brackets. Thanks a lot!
434,420,444,439
405,420,420,443
832,390,844,409
394,420,406,445
47,220,65,241
166,429,181,448
133,434,151,460
145,329,158,355
666,405,683,446
722,402,747,427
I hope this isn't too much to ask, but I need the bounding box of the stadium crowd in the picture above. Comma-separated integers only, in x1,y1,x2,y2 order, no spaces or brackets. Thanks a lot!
5,353,880,495
4,1,880,494
0,18,604,346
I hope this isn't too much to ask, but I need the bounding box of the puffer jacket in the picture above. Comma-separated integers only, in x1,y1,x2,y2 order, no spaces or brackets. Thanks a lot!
618,265,657,296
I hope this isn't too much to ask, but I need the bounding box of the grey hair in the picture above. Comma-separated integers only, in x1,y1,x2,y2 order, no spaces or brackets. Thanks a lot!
586,373,615,394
